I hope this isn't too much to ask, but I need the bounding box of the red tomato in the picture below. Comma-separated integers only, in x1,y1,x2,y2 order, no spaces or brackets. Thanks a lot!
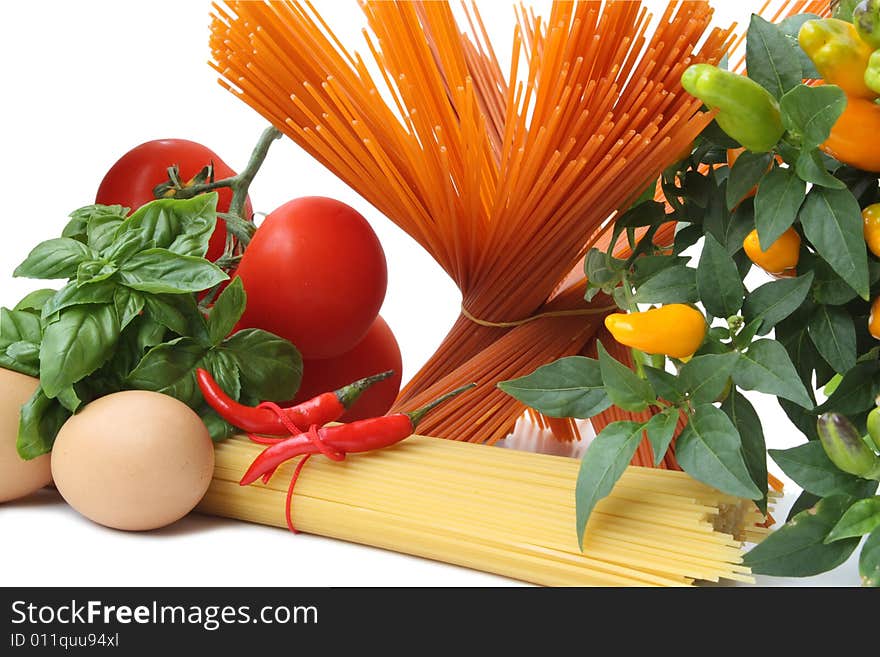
289,316,402,421
95,139,253,262
234,197,387,359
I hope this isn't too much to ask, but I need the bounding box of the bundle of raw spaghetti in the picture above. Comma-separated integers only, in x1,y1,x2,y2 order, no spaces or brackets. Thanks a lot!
208,0,825,456
199,434,774,586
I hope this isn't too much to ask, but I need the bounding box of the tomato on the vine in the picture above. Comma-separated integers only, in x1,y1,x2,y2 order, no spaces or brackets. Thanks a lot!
234,196,388,359
289,315,402,422
95,139,253,262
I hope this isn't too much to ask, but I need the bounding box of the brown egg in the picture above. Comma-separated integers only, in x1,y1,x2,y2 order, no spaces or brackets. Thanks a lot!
0,368,52,503
51,390,214,531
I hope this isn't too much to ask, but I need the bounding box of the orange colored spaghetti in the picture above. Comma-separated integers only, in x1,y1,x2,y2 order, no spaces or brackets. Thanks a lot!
208,1,820,464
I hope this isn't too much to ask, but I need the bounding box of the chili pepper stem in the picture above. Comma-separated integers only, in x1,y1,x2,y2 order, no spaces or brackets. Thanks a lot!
620,280,648,378
336,370,395,409
406,383,476,428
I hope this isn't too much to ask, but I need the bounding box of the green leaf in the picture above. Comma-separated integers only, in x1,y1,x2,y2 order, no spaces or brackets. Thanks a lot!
39,303,119,399
795,149,846,189
779,83,847,150
642,365,684,404
861,527,880,587
675,404,762,499
696,234,745,318
742,272,813,335
113,287,145,331
575,421,645,548
87,212,126,253
41,280,118,320
721,391,769,514
804,253,859,305
817,361,880,414
630,255,689,287
0,307,44,376
583,248,619,288
800,186,869,300
497,356,611,419
807,305,857,374
632,265,697,305
13,289,57,313
825,498,880,543
743,495,861,577
777,14,821,78
16,387,71,460
13,238,94,280
203,349,242,403
745,14,803,99
55,386,82,413
62,204,128,243
726,151,772,210
679,352,739,405
754,167,806,249
222,328,303,403
126,337,208,408
119,248,228,295
116,194,219,258
76,260,118,287
200,407,238,442
644,409,679,466
769,442,879,497
733,339,814,409
596,342,654,413
788,490,822,522
141,293,208,342
208,278,246,346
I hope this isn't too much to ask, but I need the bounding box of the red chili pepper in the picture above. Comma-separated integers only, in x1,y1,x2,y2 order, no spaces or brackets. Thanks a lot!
195,367,393,434
239,383,475,533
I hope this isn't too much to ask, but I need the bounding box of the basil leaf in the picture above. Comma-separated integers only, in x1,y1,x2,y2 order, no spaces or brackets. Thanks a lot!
222,328,302,403
779,83,847,151
112,287,145,331
141,293,208,343
800,186,869,301
116,194,218,258
721,391,769,514
575,421,645,548
696,234,745,318
63,204,128,243
0,308,42,377
16,387,71,460
642,365,684,404
742,272,813,335
55,386,82,413
807,304,857,374
679,351,739,405
745,14,802,99
87,212,126,253
861,527,880,587
726,151,772,210
676,404,762,500
770,442,878,498
13,238,94,280
497,356,611,419
39,303,119,399
118,248,228,295
126,338,209,408
632,265,697,304
208,278,246,346
754,167,806,249
41,280,118,321
203,349,242,402
795,149,846,189
13,289,57,313
825,498,880,543
596,341,654,413
743,495,861,577
733,339,814,409
200,407,238,442
644,409,679,466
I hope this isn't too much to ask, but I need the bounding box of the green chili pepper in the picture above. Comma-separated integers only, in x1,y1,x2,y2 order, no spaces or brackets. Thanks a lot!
865,49,880,94
817,412,880,480
680,64,784,152
866,407,880,451
855,0,880,49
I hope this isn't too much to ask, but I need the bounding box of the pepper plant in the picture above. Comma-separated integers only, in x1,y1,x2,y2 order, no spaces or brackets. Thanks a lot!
499,9,880,585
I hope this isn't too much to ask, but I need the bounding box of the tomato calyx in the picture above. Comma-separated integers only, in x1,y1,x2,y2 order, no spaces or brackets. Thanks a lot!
153,163,216,199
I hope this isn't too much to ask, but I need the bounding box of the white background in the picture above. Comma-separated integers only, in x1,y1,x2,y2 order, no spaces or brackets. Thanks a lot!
0,1,861,586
